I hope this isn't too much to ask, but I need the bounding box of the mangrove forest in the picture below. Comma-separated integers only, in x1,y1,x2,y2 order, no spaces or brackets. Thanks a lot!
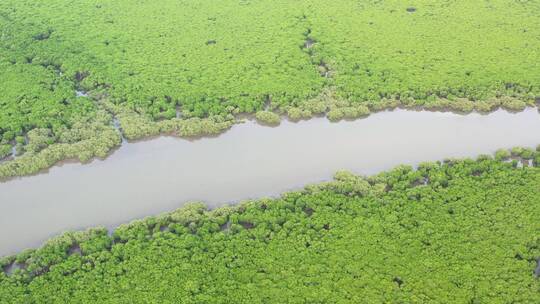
0,149,539,302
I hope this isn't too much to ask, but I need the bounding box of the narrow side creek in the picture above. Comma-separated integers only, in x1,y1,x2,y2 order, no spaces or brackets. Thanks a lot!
112,117,127,143
0,108,539,256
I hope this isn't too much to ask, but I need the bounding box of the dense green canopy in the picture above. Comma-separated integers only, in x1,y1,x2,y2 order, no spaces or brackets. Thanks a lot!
1,149,539,303
1,0,540,176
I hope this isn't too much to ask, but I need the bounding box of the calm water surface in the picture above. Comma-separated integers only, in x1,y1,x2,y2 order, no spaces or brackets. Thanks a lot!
1,108,540,256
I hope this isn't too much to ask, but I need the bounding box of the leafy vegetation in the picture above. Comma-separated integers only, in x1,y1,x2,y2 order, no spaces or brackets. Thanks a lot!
1,148,540,303
255,111,281,126
1,0,540,176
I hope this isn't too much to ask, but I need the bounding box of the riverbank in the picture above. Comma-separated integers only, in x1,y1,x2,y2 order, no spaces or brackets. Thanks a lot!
1,149,539,302
0,97,538,181
1,109,539,256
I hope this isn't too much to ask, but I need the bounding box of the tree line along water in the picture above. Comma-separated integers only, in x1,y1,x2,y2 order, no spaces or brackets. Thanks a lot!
0,148,539,302
1,0,540,177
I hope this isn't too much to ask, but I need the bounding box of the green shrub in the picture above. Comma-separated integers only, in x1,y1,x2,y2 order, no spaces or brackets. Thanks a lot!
255,111,281,126
494,149,511,161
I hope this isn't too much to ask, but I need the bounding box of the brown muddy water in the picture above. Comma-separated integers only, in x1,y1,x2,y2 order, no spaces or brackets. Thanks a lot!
1,108,540,256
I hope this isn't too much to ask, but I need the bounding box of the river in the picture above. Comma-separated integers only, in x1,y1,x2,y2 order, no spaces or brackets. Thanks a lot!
1,108,539,256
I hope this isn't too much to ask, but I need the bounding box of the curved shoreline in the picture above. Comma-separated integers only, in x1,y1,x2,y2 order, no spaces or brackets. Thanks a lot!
0,109,539,256
1,102,538,182
1,146,538,259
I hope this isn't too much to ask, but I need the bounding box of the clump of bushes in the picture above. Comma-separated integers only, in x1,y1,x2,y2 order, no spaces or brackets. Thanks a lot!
494,148,511,161
0,145,11,159
255,111,281,126
327,105,370,122
0,111,121,179
287,107,313,121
